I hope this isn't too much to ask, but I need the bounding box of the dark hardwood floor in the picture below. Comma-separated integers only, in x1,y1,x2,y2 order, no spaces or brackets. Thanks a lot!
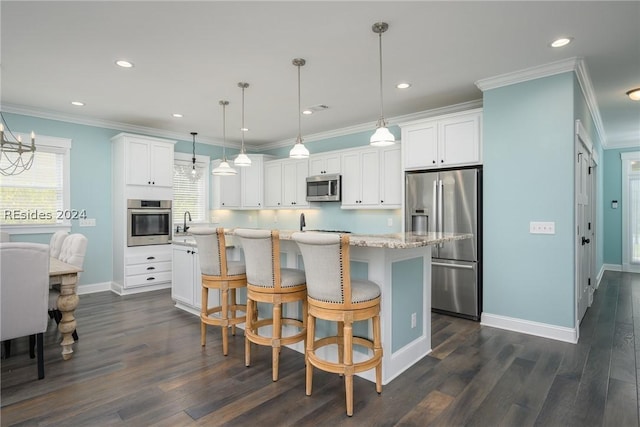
1,270,638,426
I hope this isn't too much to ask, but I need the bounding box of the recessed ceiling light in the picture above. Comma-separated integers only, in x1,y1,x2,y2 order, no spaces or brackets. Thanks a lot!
172,113,183,118
302,109,313,115
115,59,134,68
71,101,85,106
550,37,572,48
240,127,249,132
396,83,411,89
302,104,329,115
626,88,640,101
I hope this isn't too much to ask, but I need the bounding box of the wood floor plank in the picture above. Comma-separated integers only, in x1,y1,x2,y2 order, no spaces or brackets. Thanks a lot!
2,271,639,426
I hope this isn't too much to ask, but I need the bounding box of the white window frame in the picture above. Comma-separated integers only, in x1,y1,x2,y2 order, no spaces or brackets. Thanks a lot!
1,134,72,235
621,151,640,273
173,152,210,224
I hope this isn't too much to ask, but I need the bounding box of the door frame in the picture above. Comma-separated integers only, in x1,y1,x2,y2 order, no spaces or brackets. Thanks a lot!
574,120,597,338
621,151,640,273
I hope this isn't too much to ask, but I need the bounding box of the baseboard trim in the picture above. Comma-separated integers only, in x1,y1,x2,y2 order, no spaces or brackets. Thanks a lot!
481,313,577,344
110,282,171,296
76,282,113,295
603,263,622,272
596,265,605,289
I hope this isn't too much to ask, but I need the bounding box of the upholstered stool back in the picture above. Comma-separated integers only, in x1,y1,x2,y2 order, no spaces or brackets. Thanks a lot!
190,227,247,356
292,231,383,416
234,228,307,381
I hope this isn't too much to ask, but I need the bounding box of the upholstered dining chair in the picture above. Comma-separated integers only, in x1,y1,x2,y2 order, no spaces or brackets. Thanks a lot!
234,228,307,382
49,230,69,259
49,233,88,341
292,232,383,417
190,227,247,356
1,242,50,379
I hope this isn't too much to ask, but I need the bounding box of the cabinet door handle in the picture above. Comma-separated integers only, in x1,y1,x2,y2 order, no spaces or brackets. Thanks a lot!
432,160,436,164
147,277,155,281
147,266,155,270
147,256,156,260
440,160,444,163
148,181,151,184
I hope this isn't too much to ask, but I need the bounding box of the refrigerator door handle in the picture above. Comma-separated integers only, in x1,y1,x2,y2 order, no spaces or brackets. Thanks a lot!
432,262,475,270
437,179,444,247
432,179,438,232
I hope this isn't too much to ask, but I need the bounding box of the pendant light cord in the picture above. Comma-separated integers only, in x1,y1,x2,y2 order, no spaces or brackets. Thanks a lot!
378,30,385,124
241,85,246,152
297,62,302,143
219,100,229,161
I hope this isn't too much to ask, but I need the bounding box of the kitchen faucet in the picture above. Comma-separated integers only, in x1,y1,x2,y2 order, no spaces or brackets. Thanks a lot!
299,212,306,232
183,211,192,233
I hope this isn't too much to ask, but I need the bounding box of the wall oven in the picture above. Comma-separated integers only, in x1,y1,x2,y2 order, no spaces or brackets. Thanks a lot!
127,199,172,247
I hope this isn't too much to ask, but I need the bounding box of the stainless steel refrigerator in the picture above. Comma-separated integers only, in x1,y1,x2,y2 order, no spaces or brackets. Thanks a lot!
405,167,482,320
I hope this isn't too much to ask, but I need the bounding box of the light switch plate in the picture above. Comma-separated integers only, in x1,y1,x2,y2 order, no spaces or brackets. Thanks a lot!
79,218,96,227
530,221,555,234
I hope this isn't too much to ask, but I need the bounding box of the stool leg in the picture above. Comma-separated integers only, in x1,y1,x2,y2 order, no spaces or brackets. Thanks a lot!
306,312,315,396
245,298,253,367
230,289,237,336
344,320,354,417
337,321,344,376
272,302,282,381
201,285,208,347
373,313,382,394
221,287,229,356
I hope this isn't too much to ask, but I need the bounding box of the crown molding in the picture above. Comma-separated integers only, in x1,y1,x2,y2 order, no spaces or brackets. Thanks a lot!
0,103,240,149
475,57,608,148
255,99,484,152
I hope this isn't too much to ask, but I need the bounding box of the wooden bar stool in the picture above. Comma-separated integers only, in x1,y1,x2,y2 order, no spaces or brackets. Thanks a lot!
292,232,382,417
234,228,307,382
190,228,247,356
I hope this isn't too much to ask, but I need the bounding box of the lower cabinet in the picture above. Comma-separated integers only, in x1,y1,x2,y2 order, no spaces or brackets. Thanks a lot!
124,245,172,290
171,243,220,315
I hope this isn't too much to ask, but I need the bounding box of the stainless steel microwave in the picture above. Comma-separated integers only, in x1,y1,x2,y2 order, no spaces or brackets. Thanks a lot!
306,174,341,202
127,199,172,246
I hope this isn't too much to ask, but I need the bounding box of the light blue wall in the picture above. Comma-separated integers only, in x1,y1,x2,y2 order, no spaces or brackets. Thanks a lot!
603,147,639,265
483,73,576,328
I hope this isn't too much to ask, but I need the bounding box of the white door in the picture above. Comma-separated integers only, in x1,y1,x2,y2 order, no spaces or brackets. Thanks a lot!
622,151,640,272
575,138,591,323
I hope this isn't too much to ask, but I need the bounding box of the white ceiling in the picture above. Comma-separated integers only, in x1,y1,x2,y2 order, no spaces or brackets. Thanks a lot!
1,1,639,150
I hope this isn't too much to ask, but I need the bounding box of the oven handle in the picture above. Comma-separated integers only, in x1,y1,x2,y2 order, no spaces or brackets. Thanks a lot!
128,209,171,215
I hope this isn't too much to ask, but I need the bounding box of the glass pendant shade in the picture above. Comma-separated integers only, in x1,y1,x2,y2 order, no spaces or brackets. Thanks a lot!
289,139,310,159
370,124,396,147
212,159,237,176
234,152,251,166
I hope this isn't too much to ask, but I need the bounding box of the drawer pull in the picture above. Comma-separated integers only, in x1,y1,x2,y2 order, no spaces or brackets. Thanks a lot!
147,277,155,281
146,266,155,270
147,256,156,260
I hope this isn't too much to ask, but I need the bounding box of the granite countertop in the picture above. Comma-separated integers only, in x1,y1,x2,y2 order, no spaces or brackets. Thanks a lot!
225,229,472,250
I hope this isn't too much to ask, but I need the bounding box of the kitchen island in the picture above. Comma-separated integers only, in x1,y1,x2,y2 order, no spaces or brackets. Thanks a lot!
172,230,471,385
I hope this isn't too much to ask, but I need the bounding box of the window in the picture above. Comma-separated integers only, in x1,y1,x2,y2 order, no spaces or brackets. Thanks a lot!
0,134,71,233
173,152,209,226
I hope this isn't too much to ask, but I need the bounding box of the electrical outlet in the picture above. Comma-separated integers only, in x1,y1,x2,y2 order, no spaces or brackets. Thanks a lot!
273,214,278,223
387,218,393,227
248,216,253,223
529,221,555,234
211,216,219,224
411,312,417,328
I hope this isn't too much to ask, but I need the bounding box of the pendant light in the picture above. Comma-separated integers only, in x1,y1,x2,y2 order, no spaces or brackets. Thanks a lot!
212,100,237,176
234,82,252,167
188,131,203,181
289,58,310,159
370,22,395,147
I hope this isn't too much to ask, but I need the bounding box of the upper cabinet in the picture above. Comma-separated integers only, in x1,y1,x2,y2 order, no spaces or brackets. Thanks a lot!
401,109,482,170
341,145,401,210
212,154,270,210
264,158,309,208
112,133,176,188
309,152,341,175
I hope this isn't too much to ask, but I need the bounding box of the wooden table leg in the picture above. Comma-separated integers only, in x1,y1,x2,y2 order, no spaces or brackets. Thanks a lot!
57,272,79,360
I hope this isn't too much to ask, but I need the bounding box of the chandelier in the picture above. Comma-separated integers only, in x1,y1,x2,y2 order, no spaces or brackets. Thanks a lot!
1,115,36,176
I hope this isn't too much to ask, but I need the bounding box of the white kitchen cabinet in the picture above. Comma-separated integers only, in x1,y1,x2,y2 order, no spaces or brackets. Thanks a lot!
341,148,380,208
341,145,401,210
172,243,224,315
379,146,402,208
212,154,271,209
401,109,482,170
117,134,175,187
124,245,172,290
309,152,341,176
264,158,309,208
